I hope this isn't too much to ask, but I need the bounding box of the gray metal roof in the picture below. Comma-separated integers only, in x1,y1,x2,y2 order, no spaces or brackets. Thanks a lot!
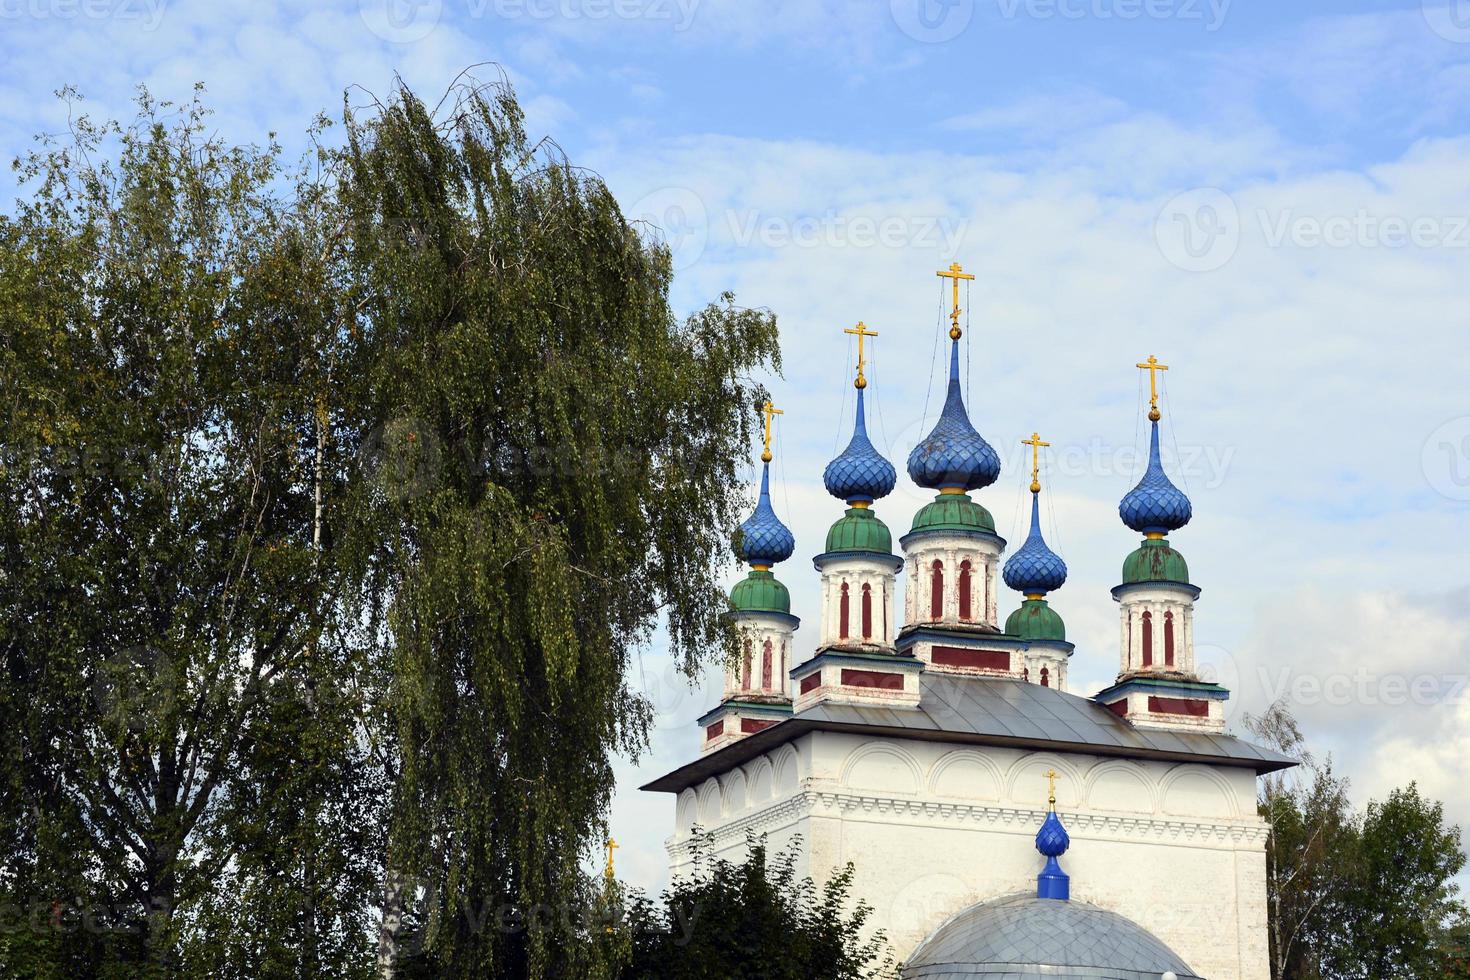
641,673,1295,794
902,892,1203,979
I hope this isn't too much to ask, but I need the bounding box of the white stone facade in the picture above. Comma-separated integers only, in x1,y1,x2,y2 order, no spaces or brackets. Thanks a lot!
1117,581,1198,677
817,553,900,649
902,531,1003,630
667,730,1271,980
726,610,796,700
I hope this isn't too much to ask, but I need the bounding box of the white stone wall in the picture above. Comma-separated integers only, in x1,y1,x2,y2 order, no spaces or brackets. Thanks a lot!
727,612,795,699
1118,582,1197,676
667,730,1270,980
902,533,1003,630
819,555,899,648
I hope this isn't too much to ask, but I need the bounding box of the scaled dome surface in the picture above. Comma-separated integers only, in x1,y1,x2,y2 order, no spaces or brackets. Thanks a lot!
902,893,1202,980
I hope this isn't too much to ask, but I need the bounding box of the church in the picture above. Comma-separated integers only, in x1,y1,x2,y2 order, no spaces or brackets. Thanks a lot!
642,264,1295,980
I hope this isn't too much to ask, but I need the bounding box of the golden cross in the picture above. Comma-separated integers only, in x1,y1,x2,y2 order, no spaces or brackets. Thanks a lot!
1022,432,1051,494
1045,769,1059,810
760,399,783,463
844,321,878,390
936,262,976,340
1136,355,1169,422
604,838,618,879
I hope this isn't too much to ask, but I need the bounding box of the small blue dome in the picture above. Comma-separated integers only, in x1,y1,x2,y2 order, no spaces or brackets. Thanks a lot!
1036,810,1070,858
1035,808,1071,901
735,460,795,566
907,340,1000,492
1119,420,1192,534
823,388,897,504
1003,492,1068,596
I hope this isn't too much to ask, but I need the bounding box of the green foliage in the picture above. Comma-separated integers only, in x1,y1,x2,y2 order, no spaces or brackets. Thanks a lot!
0,73,779,979
1247,700,1468,980
625,832,892,980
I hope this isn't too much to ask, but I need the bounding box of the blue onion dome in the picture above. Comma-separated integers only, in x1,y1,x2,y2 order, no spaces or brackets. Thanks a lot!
1119,419,1192,534
823,388,897,505
906,339,1001,492
1003,491,1068,596
1036,809,1070,859
734,461,795,567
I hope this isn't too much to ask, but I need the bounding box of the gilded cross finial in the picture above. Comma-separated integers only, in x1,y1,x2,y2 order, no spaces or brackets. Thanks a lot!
1022,432,1051,494
1136,355,1169,422
604,838,618,880
844,321,879,389
760,400,783,463
1045,769,1059,811
936,262,976,340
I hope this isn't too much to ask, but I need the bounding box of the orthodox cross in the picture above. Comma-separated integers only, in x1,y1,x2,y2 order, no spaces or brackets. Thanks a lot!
761,399,783,463
1136,354,1169,422
1045,769,1060,810
844,320,878,389
604,838,618,880
1022,431,1051,495
936,262,975,340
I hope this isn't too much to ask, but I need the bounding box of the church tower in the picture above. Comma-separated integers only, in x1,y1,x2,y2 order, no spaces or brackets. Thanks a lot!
1094,356,1229,732
790,321,919,710
700,400,798,753
1001,433,1073,690
895,263,1014,676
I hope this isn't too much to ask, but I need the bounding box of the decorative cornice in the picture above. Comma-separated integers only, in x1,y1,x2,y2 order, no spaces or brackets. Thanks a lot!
668,786,1270,860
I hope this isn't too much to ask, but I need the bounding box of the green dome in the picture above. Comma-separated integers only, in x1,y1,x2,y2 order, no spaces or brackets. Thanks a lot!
910,492,996,535
1122,537,1190,585
825,507,893,554
730,569,791,614
1006,598,1066,641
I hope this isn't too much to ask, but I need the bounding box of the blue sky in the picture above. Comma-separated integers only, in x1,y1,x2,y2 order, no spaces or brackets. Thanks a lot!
5,0,1470,896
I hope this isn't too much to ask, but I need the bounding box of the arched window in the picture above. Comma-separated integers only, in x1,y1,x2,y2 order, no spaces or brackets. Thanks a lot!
1127,613,1133,669
1040,666,1050,688
839,582,850,640
742,638,752,689
1164,611,1176,667
762,639,774,690
1141,610,1154,668
930,560,944,620
958,560,973,621
862,584,874,640
1023,667,1030,682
